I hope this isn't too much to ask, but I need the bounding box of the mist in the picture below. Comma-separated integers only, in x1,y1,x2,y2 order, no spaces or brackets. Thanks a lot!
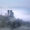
0,8,30,21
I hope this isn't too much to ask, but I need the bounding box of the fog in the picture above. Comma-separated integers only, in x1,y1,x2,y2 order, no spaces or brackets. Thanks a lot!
0,8,30,21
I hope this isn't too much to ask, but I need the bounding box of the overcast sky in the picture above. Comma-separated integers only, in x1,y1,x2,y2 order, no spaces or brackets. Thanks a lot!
0,0,30,8
0,0,30,21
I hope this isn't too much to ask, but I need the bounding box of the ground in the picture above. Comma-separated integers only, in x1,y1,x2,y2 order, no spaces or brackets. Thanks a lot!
0,26,30,30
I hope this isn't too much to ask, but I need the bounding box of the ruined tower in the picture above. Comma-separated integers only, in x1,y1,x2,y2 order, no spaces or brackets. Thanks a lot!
8,10,14,18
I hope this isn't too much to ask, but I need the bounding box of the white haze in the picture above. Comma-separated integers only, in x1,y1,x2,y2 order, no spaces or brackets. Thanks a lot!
0,8,30,21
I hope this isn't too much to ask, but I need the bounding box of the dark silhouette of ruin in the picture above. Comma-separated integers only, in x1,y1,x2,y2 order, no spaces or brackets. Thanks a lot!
7,10,21,30
8,10,14,18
